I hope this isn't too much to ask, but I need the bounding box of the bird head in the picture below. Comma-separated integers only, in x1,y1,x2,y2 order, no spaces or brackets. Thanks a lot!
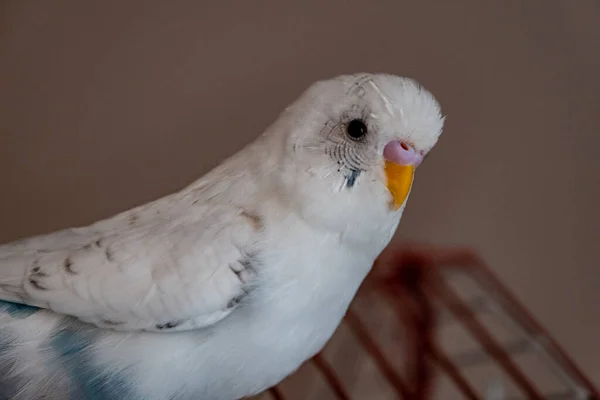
267,73,444,240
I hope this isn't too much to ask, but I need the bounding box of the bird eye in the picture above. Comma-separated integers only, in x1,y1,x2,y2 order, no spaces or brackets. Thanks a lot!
346,119,368,140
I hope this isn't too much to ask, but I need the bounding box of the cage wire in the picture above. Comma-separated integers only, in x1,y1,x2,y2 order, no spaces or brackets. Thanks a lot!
250,245,599,400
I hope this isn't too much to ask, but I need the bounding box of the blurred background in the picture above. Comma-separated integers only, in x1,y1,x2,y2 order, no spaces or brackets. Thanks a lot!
0,0,598,394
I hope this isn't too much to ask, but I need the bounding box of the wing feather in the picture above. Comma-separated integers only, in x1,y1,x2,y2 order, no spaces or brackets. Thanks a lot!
0,203,261,332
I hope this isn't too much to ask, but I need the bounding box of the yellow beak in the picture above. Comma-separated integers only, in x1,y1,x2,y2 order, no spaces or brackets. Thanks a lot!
384,161,415,211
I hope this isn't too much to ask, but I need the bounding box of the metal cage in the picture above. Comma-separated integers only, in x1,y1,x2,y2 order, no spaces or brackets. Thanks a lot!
252,245,599,400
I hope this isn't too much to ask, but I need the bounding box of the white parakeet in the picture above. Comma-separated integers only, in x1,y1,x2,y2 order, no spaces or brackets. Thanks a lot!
0,73,444,400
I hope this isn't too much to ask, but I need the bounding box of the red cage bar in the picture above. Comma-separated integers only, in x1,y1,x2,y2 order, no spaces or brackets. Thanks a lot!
254,244,599,400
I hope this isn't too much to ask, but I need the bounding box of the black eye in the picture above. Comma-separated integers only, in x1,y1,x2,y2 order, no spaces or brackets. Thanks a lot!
346,119,368,140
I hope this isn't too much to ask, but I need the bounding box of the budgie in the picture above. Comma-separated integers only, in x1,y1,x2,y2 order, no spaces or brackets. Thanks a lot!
0,73,444,400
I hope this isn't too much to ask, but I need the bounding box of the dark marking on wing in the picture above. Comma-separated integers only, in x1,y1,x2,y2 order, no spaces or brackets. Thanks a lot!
230,266,244,282
94,239,102,247
241,210,263,231
101,319,123,326
30,268,48,278
64,257,76,275
28,277,47,290
345,169,361,188
105,248,114,262
83,244,92,251
239,257,255,273
230,252,258,284
226,294,245,309
156,320,182,330
128,214,138,225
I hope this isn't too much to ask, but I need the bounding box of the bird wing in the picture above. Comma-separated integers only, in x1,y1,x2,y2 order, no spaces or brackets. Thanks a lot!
0,203,262,332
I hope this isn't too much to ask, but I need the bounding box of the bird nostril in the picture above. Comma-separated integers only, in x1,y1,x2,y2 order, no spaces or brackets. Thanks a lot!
383,140,418,165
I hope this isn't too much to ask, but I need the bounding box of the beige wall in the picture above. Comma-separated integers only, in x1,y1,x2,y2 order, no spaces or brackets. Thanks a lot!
1,0,599,388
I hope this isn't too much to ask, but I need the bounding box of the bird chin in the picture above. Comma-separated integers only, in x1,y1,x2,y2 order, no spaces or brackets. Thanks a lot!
384,161,414,211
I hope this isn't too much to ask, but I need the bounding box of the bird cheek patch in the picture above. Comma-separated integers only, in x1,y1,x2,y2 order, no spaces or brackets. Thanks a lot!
384,162,414,211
